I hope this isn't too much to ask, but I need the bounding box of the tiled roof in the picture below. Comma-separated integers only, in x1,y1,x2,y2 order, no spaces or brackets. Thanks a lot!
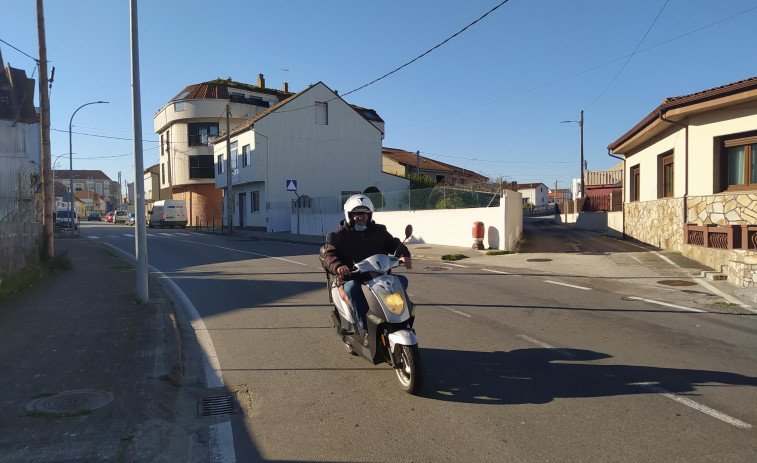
52,170,113,181
516,182,547,190
609,76,757,151
382,147,488,181
170,78,293,103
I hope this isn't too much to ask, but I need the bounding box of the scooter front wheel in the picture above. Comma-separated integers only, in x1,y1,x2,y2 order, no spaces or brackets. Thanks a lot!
395,344,421,394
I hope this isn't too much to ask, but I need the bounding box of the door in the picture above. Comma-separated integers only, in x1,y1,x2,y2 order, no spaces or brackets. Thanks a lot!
238,192,246,228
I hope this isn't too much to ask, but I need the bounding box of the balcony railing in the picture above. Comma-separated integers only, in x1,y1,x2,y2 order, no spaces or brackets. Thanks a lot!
684,224,757,250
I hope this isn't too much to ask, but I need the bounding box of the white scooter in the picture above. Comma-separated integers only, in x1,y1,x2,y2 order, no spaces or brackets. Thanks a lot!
320,225,422,394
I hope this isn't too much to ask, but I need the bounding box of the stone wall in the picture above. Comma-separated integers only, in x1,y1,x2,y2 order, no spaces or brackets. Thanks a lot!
624,198,684,250
687,193,757,226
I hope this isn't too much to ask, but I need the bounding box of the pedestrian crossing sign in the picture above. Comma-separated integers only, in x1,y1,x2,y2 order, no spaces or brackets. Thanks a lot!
286,180,297,191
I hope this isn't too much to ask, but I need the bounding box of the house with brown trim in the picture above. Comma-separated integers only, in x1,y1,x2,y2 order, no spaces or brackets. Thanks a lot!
608,76,757,287
382,147,488,184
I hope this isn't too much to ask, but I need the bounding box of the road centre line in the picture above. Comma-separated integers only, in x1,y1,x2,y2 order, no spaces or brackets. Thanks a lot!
633,382,752,429
444,306,472,318
517,334,576,359
441,262,468,268
483,268,513,275
544,280,592,291
625,296,707,313
181,240,309,266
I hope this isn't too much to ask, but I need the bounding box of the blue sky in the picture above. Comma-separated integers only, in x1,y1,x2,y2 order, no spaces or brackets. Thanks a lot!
2,1,756,193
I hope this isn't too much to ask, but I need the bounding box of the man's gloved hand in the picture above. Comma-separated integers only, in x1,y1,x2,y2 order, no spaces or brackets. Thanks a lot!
399,256,412,269
336,265,350,275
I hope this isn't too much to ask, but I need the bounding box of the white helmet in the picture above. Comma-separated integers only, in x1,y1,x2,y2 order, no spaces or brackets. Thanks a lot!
343,194,375,225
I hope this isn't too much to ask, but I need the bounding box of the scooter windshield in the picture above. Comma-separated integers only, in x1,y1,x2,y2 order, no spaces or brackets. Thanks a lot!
354,254,398,273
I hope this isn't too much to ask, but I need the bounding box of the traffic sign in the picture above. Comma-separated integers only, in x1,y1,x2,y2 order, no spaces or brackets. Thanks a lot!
286,180,297,192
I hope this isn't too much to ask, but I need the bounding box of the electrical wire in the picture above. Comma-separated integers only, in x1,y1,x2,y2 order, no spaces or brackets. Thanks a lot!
585,0,671,110
341,0,511,98
0,38,39,63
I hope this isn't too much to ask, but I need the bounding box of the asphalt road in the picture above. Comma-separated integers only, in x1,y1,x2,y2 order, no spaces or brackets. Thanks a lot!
82,221,757,462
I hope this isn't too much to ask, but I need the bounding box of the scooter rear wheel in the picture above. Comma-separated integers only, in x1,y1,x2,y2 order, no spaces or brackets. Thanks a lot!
395,345,421,394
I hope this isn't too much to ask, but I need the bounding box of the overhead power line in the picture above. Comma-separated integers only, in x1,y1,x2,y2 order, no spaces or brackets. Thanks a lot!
342,0,511,98
0,38,39,63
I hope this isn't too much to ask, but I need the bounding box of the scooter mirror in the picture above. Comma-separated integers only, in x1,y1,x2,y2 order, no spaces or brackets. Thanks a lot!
404,225,413,239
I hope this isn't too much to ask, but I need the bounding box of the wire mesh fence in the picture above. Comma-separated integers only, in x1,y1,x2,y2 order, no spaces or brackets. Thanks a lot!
292,182,511,215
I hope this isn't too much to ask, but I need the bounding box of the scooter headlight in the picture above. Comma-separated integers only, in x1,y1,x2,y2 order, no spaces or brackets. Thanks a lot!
378,291,405,315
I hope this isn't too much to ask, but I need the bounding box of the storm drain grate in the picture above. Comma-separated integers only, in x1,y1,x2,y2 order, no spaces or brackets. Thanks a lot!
198,394,238,417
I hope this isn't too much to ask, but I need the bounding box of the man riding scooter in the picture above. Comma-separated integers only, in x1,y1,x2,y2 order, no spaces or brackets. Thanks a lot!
321,194,413,345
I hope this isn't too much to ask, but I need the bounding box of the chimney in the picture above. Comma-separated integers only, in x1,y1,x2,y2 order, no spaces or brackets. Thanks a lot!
334,90,338,95
283,82,289,93
258,73,265,88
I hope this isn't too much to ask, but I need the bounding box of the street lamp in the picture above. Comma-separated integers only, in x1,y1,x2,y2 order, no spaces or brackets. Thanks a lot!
561,110,584,198
69,101,108,216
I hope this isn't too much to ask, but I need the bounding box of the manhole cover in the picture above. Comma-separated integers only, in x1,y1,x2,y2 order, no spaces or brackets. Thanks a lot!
526,258,552,262
657,280,697,287
424,266,449,272
198,394,238,417
26,389,114,414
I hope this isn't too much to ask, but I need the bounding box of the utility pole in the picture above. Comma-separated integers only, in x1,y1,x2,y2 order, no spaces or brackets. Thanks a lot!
580,110,585,198
36,0,53,260
225,104,233,235
130,0,148,302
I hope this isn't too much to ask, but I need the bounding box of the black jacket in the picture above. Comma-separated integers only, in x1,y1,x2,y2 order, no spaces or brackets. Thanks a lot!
321,220,410,285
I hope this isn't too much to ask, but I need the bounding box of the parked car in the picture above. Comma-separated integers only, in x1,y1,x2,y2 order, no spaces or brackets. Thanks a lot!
126,212,136,226
113,210,128,224
87,212,102,221
56,207,78,230
105,211,114,223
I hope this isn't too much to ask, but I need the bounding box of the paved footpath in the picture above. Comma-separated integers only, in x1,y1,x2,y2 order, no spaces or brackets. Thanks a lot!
0,238,201,462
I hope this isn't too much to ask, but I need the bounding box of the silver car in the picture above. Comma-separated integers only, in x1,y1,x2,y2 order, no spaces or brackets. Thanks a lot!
126,212,136,226
113,210,128,224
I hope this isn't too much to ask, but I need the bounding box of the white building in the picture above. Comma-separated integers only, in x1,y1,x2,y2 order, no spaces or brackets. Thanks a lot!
516,182,549,207
213,82,408,232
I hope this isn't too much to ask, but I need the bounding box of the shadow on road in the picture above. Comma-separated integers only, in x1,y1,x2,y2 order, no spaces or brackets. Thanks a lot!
418,347,757,405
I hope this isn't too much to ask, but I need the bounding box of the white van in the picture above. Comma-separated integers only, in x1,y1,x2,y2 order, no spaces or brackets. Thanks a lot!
56,207,78,230
148,200,188,228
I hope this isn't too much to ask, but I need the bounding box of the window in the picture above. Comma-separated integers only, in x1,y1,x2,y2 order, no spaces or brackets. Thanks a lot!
661,152,674,198
174,102,184,111
315,102,328,125
189,155,214,179
161,163,165,184
251,191,260,213
160,134,164,157
188,122,219,146
630,165,640,202
242,145,251,167
723,133,757,191
230,142,238,173
217,154,225,174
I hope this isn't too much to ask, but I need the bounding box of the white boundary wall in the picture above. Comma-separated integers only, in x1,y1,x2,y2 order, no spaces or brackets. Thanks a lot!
554,210,623,238
293,190,523,251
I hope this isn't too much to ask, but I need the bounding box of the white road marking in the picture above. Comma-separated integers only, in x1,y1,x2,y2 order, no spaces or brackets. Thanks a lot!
633,382,752,429
442,262,468,268
123,234,134,237
624,241,752,311
159,233,172,236
444,307,472,318
517,334,576,359
544,280,591,291
181,240,309,266
483,268,513,275
87,236,99,239
625,296,707,313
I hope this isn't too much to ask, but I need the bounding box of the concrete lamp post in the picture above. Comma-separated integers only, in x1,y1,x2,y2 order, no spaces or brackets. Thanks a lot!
69,101,108,218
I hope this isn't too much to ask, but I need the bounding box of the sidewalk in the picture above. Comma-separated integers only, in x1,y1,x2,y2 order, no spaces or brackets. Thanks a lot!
0,238,193,462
